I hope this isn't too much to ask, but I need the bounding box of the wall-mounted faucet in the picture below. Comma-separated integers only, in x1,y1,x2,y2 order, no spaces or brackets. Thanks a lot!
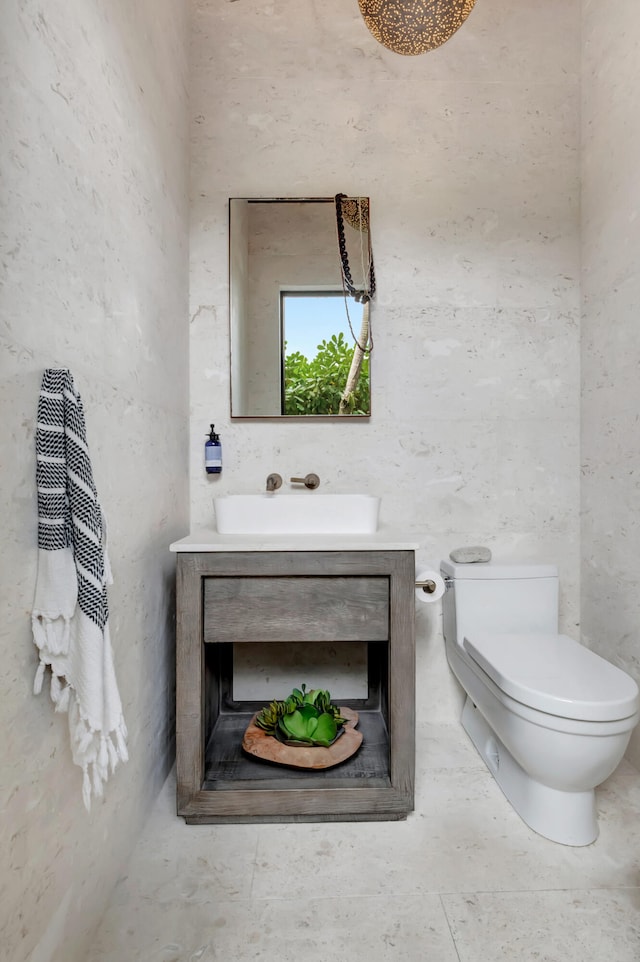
265,473,283,492
289,473,320,490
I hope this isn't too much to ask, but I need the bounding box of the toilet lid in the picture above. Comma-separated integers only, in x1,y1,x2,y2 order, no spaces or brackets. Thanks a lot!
463,632,640,721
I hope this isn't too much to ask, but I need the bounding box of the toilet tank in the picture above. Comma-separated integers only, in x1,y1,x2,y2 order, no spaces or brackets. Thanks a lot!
440,561,559,648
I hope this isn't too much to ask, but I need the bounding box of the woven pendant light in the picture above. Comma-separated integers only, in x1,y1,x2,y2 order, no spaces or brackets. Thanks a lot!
358,0,477,56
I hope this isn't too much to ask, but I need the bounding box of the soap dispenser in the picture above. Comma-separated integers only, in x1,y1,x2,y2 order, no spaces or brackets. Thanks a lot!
205,424,222,475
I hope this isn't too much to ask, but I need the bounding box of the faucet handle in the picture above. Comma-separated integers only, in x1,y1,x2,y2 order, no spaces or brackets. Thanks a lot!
290,473,320,490
266,473,283,492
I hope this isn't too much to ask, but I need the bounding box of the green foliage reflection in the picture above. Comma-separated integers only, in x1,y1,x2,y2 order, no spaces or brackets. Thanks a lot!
283,333,370,416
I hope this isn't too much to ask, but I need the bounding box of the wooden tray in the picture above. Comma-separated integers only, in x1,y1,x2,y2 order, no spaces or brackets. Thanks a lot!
242,707,363,770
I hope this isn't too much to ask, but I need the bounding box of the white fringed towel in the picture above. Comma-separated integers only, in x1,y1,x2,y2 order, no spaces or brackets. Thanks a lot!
32,369,128,810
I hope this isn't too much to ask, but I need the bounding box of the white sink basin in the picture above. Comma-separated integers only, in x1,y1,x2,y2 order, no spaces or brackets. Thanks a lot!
214,494,380,535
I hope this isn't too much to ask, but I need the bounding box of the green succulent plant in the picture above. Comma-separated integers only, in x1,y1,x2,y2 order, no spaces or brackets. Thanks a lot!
254,699,287,735
254,684,346,747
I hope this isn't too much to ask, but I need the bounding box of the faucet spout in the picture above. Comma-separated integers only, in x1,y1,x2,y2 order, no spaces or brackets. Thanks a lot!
289,473,320,490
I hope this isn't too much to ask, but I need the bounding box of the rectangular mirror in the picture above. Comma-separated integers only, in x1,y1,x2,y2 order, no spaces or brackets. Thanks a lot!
229,197,373,419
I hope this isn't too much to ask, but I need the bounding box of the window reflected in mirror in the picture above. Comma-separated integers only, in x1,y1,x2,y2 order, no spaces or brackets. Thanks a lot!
229,198,373,419
281,292,369,416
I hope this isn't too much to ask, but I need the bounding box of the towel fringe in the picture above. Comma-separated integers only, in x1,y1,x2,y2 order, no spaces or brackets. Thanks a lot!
98,736,109,773
115,726,129,763
92,763,104,798
82,768,92,811
33,661,46,695
106,738,119,772
50,671,61,704
77,729,94,754
56,683,71,713
32,614,71,658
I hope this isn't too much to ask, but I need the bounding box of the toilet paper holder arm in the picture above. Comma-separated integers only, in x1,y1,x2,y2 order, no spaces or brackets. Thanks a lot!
415,577,451,594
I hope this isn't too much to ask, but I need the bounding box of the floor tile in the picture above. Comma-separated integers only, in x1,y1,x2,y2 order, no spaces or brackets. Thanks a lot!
251,763,640,900
415,719,487,776
441,888,640,962
90,893,459,962
101,776,260,910
89,722,640,961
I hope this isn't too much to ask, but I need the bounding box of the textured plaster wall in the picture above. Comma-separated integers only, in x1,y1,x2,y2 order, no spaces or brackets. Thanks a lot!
190,0,581,719
0,1,189,959
581,2,640,767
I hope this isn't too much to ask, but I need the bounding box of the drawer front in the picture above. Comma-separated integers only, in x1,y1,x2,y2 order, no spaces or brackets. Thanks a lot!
203,576,389,643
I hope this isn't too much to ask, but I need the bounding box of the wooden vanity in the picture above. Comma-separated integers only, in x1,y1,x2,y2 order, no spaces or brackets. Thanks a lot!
171,532,417,823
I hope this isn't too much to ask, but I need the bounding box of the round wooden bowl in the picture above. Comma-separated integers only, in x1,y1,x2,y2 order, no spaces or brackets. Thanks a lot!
242,707,363,770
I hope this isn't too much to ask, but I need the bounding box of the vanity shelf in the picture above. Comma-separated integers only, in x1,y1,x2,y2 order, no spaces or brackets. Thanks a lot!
202,708,391,793
173,543,416,823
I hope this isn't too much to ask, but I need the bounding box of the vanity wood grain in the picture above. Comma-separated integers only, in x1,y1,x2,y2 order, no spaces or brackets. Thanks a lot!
176,549,415,823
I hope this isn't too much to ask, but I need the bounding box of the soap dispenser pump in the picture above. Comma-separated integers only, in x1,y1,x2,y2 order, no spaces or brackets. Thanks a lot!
205,424,222,475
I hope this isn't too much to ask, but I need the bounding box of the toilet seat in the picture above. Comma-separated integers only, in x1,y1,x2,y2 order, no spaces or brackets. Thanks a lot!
463,632,639,722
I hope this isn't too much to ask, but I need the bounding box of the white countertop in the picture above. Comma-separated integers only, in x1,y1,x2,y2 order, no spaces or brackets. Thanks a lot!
169,528,419,553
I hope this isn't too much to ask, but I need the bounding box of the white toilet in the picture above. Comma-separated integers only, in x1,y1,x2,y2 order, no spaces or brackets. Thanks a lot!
441,560,639,846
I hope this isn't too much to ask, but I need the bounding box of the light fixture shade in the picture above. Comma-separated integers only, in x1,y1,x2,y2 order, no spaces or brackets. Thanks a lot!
358,0,477,56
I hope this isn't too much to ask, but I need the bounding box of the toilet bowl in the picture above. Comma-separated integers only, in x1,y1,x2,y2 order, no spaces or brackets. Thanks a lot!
441,560,639,846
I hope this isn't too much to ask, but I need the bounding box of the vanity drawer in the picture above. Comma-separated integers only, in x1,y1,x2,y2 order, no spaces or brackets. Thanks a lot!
203,576,389,643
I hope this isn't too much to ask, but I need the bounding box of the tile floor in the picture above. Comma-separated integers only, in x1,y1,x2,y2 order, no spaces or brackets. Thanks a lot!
89,722,640,961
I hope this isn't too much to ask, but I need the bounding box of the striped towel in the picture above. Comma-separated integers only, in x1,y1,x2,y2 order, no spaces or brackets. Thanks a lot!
32,369,128,810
